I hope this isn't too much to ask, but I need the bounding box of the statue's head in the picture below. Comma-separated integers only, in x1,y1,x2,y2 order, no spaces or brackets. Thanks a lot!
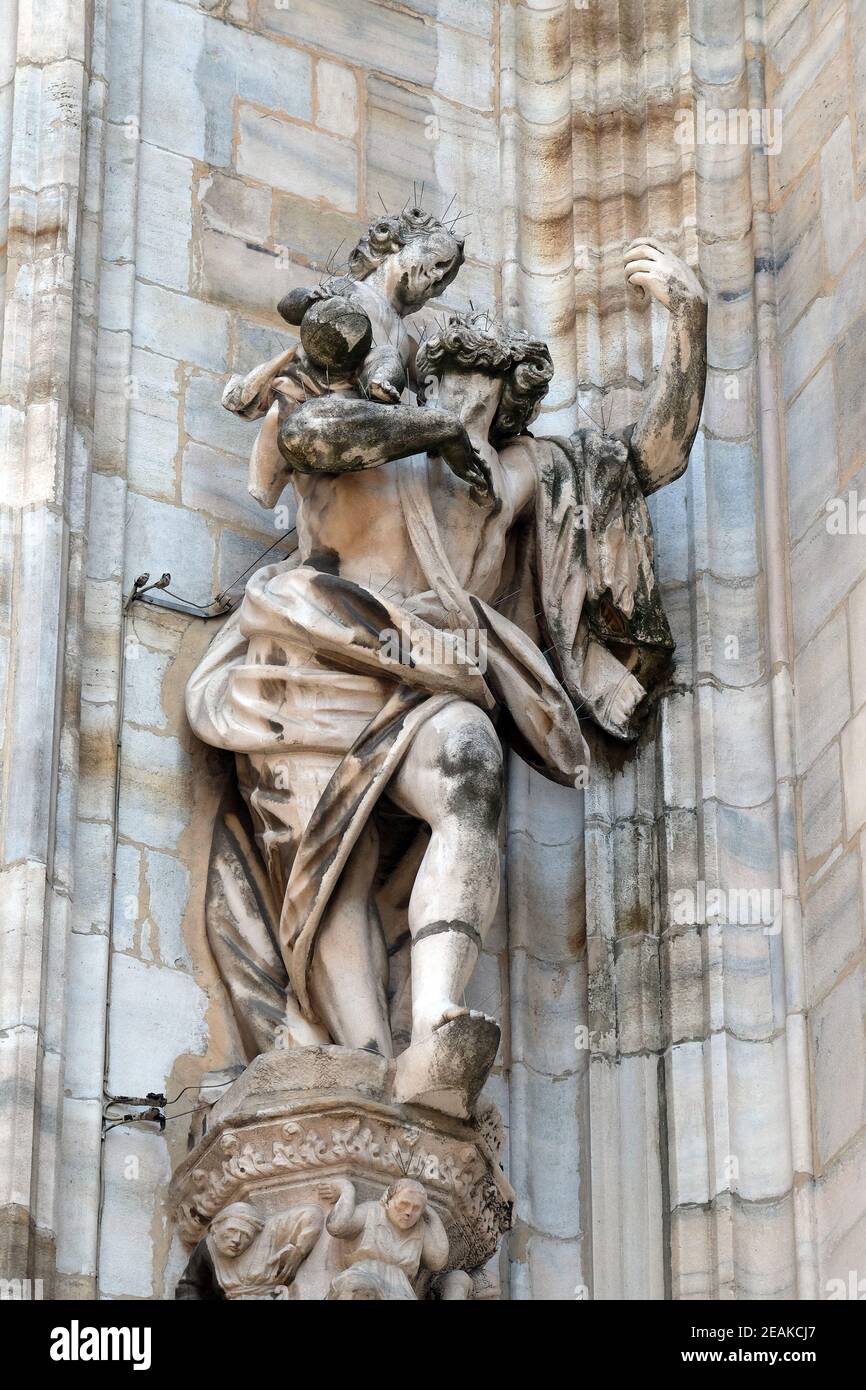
416,313,554,444
381,1177,428,1231
348,206,465,312
326,1268,387,1300
209,1202,264,1257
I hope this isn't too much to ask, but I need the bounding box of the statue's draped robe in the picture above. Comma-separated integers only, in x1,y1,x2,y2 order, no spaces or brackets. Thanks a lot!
186,431,673,1049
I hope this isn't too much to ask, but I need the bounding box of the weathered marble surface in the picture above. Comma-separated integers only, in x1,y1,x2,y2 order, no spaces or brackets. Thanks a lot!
2,0,863,1305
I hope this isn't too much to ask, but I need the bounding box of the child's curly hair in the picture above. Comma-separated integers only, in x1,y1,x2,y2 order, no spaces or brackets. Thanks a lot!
348,206,460,279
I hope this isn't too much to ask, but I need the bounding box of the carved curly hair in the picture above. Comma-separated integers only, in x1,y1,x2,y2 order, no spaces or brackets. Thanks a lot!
416,314,554,443
348,206,458,279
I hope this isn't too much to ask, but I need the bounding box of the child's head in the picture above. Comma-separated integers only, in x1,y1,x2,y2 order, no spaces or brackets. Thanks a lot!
348,206,464,311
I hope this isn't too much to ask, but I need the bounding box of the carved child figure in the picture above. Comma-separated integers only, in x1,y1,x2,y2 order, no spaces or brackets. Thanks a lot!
175,1199,323,1300
220,204,465,508
318,1176,448,1300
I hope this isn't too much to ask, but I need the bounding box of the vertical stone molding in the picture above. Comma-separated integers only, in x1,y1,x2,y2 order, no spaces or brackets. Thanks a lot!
0,0,102,1290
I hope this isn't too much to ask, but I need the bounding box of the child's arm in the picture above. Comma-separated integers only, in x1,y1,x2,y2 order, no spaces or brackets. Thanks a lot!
222,345,298,419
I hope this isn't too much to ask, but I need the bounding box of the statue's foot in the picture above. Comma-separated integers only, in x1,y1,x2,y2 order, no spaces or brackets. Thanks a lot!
435,1005,497,1030
369,378,401,403
413,1002,496,1039
393,1012,500,1119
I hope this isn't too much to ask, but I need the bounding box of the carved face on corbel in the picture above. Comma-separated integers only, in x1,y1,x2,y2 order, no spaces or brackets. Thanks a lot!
209,1203,264,1258
383,1177,428,1231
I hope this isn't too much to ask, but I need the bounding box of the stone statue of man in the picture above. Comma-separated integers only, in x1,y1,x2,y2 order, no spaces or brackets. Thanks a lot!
175,1200,323,1300
319,1177,449,1300
186,229,706,1112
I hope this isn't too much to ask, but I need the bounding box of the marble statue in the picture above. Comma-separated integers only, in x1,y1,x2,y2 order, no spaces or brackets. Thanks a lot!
319,1176,449,1300
185,204,707,1117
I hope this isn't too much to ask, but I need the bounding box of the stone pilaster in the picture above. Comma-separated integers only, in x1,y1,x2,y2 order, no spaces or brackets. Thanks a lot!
0,0,103,1291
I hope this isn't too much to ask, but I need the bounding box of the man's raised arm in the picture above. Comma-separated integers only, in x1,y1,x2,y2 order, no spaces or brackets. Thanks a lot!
623,239,707,495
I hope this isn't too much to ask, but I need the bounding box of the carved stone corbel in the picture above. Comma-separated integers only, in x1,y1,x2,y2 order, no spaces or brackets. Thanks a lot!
171,1046,513,1300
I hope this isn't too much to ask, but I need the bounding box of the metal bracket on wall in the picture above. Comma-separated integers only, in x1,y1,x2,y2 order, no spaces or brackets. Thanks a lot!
102,1093,168,1135
123,528,297,621
124,570,235,622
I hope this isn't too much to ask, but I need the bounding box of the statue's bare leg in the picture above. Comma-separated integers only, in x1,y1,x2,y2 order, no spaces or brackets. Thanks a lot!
248,397,293,508
308,821,392,1057
389,702,503,1044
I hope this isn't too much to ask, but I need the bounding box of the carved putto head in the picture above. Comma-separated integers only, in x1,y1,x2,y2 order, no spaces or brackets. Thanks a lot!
348,205,465,310
416,312,554,443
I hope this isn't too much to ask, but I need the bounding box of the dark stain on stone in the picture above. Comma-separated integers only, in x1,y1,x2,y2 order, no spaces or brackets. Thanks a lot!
260,678,284,705
311,572,391,643
414,919,483,950
756,249,795,277
584,695,663,773
308,547,341,575
437,723,503,834
244,240,278,259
